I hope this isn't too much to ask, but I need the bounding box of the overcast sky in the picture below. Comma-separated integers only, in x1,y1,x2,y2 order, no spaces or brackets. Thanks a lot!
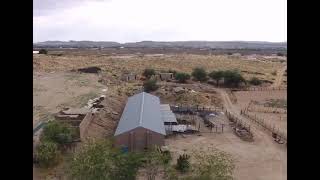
33,0,287,43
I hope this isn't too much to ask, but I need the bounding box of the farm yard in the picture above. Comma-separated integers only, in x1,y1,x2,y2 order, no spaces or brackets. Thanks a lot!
33,49,287,180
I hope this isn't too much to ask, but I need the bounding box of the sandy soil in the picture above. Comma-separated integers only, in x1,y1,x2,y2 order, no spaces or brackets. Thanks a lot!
33,71,106,126
33,52,287,180
272,65,287,88
234,90,287,110
33,54,283,82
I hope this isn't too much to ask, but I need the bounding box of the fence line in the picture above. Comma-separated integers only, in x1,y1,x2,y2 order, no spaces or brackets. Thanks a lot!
225,110,251,133
241,110,287,143
247,104,287,114
231,87,287,92
170,105,224,114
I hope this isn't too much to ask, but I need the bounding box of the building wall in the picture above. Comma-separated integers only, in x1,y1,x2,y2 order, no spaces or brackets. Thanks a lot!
121,74,137,81
114,127,164,152
79,112,94,141
159,73,173,81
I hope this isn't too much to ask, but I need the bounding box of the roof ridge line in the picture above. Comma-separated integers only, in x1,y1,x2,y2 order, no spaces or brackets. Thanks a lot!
139,92,145,125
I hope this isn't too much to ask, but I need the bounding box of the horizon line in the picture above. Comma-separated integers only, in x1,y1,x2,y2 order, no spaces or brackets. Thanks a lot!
34,40,287,44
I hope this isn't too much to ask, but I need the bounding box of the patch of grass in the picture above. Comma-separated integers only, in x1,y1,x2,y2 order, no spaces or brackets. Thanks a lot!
74,92,99,107
271,71,277,76
65,73,90,87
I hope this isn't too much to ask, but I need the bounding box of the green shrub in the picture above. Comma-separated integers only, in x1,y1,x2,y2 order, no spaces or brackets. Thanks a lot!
175,72,191,83
192,68,207,82
35,141,60,168
40,121,73,146
249,77,262,86
39,49,48,54
143,79,159,92
69,140,142,180
223,70,246,87
176,154,190,173
277,52,284,56
143,68,156,79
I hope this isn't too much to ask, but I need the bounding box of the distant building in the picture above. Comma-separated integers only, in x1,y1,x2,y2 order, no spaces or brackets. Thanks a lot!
121,73,137,81
159,73,174,81
33,51,39,54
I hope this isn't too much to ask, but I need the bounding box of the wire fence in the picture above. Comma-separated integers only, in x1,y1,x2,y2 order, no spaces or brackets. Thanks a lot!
170,105,224,114
246,104,287,114
225,110,251,133
231,86,287,92
241,109,287,143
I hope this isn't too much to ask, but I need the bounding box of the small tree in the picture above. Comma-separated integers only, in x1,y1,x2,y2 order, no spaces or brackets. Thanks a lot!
249,77,262,86
39,49,48,54
223,70,246,87
143,79,159,92
208,70,224,86
175,72,191,83
35,141,60,168
143,68,156,79
192,68,207,82
277,52,284,56
176,154,191,173
40,121,73,146
69,140,142,180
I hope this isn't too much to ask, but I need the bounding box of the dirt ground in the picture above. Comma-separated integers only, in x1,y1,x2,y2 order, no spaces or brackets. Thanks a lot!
33,52,287,180
165,127,287,180
234,90,287,110
33,71,106,126
33,54,283,83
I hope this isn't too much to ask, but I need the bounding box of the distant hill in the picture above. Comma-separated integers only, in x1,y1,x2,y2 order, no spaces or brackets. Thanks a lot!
33,40,287,50
34,41,121,48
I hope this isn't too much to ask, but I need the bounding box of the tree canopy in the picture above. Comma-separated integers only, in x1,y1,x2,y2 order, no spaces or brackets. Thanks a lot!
191,68,207,82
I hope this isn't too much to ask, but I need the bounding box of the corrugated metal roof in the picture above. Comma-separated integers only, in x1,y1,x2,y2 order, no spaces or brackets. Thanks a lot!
161,111,177,123
114,92,166,136
160,104,177,123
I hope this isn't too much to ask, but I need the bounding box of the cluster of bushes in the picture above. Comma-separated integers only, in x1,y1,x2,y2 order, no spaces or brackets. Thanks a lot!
142,67,261,90
208,69,246,87
248,77,262,86
39,49,48,54
68,141,173,180
34,121,76,168
67,140,234,180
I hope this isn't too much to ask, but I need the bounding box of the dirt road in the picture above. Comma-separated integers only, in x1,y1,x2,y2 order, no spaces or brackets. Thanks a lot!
272,65,287,88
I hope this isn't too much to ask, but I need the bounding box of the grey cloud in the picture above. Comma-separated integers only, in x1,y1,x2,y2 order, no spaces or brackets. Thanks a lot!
33,0,107,16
